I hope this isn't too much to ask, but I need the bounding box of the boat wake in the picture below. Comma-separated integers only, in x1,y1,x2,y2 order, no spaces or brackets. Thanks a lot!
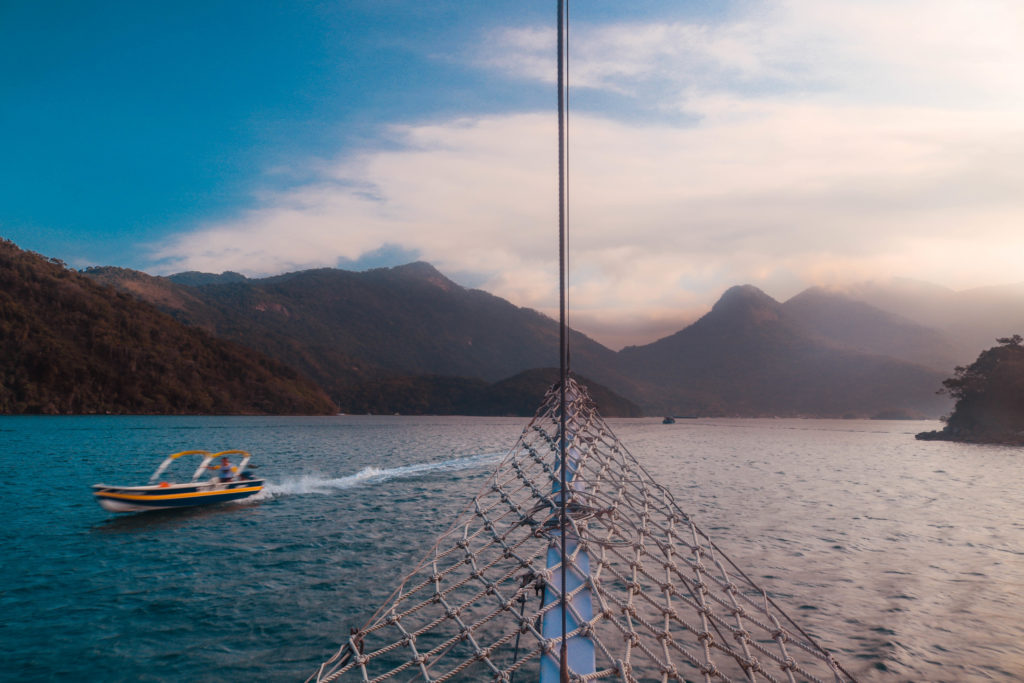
253,451,504,499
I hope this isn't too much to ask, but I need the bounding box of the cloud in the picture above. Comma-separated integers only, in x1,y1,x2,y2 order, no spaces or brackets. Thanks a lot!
485,0,1024,109
151,0,1024,349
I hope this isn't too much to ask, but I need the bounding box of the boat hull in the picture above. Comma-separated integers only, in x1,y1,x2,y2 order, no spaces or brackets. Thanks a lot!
92,480,265,513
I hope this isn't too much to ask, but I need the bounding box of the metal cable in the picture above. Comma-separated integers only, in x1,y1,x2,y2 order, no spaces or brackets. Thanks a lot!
557,1,570,681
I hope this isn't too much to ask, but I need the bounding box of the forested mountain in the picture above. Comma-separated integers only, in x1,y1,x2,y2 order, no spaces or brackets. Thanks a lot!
167,271,249,287
84,262,640,412
86,261,958,417
4,239,979,417
0,240,336,415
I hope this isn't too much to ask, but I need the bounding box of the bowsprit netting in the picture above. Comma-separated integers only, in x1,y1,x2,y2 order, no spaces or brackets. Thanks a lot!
311,378,853,683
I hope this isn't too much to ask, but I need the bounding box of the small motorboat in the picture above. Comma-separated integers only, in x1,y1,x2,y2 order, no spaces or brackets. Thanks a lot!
662,416,676,424
92,449,264,513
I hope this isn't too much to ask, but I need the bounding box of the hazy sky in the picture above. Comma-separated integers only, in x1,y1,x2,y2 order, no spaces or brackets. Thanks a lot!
3,1,1023,349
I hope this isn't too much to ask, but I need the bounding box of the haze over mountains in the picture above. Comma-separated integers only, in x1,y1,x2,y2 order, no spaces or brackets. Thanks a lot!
837,279,1024,365
7,238,1023,417
619,285,949,417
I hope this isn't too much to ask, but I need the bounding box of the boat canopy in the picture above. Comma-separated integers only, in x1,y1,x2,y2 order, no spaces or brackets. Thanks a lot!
148,450,253,484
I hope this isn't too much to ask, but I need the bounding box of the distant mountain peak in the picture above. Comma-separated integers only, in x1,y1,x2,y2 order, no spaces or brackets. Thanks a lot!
389,261,458,291
167,271,249,287
710,285,780,320
714,284,776,306
391,261,443,276
83,265,147,280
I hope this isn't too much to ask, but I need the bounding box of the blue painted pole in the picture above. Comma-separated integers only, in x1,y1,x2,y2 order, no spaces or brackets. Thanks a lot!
544,0,595,677
540,386,595,682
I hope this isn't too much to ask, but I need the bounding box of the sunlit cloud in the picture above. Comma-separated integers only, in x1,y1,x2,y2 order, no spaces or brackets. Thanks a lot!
485,0,1024,109
152,0,1024,349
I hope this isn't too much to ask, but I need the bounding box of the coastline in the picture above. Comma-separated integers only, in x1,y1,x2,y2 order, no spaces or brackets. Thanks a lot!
916,429,1024,446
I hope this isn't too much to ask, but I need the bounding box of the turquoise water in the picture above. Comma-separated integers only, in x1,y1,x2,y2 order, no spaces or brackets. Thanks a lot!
2,415,1023,681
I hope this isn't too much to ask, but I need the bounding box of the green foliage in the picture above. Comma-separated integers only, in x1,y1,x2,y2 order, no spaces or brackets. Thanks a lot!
935,335,1024,441
0,239,336,415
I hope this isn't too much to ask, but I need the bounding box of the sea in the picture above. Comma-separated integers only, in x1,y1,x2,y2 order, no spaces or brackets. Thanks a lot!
1,414,1022,682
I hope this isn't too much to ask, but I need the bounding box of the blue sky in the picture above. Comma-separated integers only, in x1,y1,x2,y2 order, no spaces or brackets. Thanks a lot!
2,2,544,258
3,1,1024,348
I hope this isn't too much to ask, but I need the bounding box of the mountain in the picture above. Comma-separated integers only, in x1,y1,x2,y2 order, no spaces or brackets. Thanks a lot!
840,278,1024,363
619,285,950,417
84,262,638,410
166,270,249,287
0,240,337,415
781,286,959,371
85,263,958,417
13,229,975,418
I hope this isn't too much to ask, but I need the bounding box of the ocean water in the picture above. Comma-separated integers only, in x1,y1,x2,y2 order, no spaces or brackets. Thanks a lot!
1,414,1022,682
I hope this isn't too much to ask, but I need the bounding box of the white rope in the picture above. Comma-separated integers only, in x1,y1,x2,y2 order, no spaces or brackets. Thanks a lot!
310,378,853,683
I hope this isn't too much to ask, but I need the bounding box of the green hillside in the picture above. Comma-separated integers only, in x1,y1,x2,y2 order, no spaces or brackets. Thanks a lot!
0,240,336,415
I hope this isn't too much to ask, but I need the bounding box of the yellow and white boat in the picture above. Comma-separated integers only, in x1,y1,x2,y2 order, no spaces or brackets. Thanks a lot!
92,450,264,513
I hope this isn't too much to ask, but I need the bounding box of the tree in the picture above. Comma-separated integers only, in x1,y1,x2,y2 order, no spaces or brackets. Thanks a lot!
934,335,1024,441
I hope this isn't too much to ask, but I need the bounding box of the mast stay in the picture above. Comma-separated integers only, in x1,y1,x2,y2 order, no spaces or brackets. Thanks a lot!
543,1,597,681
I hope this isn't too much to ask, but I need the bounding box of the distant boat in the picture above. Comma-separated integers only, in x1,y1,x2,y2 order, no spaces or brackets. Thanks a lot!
92,449,263,513
662,416,676,424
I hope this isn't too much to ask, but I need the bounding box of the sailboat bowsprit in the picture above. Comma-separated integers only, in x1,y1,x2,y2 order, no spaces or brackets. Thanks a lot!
311,379,851,682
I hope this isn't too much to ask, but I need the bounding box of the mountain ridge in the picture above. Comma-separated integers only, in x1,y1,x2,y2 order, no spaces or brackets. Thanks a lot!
84,262,955,417
618,283,948,417
83,259,641,414
3,237,1003,416
0,240,337,415
838,278,1024,362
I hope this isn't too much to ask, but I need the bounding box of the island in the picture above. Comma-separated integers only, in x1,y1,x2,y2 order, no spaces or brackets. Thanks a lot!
917,335,1024,444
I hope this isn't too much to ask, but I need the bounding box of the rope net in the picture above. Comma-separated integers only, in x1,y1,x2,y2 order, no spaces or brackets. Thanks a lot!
312,378,851,683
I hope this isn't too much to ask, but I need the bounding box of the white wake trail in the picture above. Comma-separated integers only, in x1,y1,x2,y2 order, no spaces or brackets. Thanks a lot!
253,451,504,499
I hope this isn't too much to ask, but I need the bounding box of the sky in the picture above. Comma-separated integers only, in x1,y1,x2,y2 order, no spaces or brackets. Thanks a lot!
3,0,1024,349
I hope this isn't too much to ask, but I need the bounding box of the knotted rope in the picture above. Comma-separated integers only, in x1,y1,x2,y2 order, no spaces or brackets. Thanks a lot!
310,378,854,683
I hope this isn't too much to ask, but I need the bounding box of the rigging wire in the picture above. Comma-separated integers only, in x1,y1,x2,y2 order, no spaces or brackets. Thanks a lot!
556,1,569,682
565,0,571,374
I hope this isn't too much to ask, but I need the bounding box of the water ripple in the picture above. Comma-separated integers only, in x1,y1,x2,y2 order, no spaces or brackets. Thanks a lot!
2,415,1023,681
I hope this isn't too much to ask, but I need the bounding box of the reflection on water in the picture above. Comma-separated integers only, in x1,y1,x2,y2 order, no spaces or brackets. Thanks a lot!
90,500,265,534
2,414,1023,681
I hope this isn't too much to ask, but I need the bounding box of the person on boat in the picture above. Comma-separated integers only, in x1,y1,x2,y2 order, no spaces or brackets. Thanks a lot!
212,456,234,482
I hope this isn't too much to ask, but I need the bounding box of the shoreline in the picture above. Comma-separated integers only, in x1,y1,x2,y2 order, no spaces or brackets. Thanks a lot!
916,429,1024,446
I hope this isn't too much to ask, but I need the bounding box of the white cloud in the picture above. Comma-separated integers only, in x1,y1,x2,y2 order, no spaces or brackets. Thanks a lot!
486,0,1024,108
152,0,1024,349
